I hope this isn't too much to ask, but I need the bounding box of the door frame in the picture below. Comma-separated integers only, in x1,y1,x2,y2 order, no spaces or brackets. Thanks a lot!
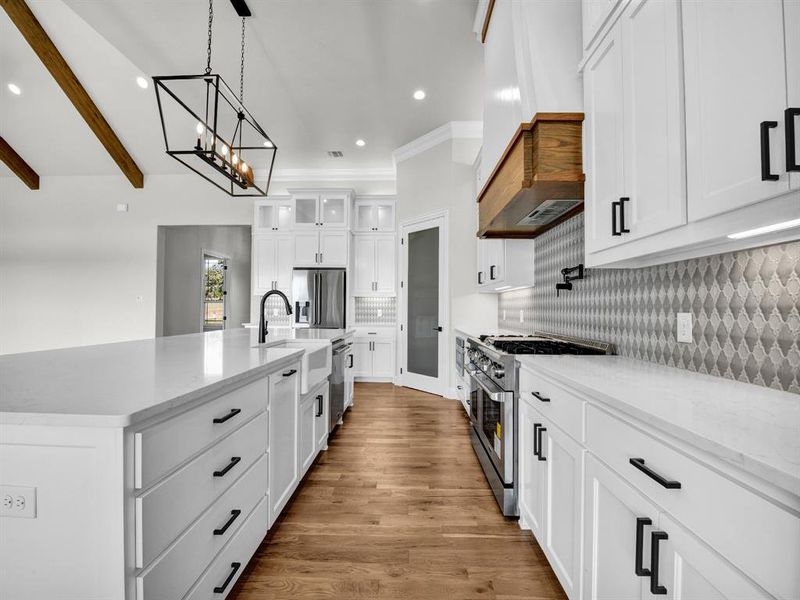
397,209,449,396
201,249,230,331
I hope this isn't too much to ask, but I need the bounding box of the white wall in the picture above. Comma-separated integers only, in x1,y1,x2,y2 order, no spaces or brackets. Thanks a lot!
0,173,395,355
396,138,498,391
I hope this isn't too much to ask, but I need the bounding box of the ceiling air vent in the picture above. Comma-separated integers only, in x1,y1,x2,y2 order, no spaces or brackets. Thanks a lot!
517,199,582,226
327,150,344,158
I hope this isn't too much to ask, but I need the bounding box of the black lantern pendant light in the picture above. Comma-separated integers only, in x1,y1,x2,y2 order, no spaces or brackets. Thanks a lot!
153,0,276,196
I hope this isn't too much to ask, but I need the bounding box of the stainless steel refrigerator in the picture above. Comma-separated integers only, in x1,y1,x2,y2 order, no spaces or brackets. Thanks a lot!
292,268,346,328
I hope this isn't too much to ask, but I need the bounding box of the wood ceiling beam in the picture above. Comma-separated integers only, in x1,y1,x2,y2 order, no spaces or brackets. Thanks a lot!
1,0,144,188
0,136,40,190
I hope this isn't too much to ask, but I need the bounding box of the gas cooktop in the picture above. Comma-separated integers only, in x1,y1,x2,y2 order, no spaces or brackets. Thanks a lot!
478,334,613,355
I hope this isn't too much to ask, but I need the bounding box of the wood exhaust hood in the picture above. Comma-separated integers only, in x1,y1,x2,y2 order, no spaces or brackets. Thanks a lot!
477,113,585,238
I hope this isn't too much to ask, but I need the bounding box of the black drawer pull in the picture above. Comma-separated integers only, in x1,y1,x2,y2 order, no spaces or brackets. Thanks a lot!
629,458,681,489
490,265,497,280
611,200,621,236
213,456,241,478
316,394,324,417
787,107,800,171
213,408,241,424
619,197,630,233
760,120,780,181
531,391,550,402
536,426,547,461
348,354,354,368
650,531,668,595
635,517,652,577
213,509,242,535
213,561,242,594
533,423,541,457
282,369,297,377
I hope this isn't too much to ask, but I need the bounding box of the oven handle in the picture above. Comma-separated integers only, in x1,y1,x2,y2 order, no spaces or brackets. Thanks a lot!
469,369,512,403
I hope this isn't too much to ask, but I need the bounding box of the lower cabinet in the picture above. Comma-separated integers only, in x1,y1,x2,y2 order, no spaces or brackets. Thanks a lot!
353,330,395,381
268,366,300,525
298,381,329,475
518,401,546,542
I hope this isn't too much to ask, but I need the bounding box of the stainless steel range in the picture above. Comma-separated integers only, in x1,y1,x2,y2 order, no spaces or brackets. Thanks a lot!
466,333,614,516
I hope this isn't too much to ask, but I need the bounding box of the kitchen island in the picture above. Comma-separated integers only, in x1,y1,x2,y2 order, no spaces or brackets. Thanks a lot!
0,328,348,600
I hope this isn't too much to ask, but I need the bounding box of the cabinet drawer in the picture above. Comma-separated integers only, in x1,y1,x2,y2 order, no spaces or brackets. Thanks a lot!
135,377,268,489
518,366,584,442
185,495,270,600
135,454,268,600
586,404,800,599
135,412,268,568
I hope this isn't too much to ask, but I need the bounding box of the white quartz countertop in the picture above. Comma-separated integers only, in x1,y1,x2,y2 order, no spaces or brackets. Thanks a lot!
250,326,355,342
0,329,308,428
517,355,800,496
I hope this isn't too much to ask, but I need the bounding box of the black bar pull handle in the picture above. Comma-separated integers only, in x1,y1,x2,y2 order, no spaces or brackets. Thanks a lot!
213,509,242,535
635,517,652,576
650,531,668,595
761,120,780,181
213,408,241,424
348,354,354,368
619,197,630,233
786,108,800,171
531,391,550,403
533,423,541,457
213,456,241,478
213,562,242,594
611,200,621,236
282,369,297,377
490,265,497,280
629,458,681,489
478,271,484,285
316,394,324,417
537,426,547,461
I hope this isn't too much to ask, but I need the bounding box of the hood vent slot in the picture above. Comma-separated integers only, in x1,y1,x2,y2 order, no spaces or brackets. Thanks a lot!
517,199,582,226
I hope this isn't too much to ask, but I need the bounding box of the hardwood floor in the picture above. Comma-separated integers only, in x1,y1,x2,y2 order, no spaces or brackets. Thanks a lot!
229,383,566,600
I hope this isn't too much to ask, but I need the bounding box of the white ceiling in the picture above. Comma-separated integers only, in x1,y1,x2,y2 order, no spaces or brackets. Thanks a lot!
0,0,483,181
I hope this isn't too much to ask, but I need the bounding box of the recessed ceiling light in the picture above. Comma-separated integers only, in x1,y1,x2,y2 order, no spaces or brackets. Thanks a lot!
136,76,149,89
355,139,366,147
7,83,21,95
413,89,426,100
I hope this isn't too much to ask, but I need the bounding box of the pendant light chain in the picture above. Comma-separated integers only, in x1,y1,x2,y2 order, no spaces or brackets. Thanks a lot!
239,17,246,103
204,0,214,75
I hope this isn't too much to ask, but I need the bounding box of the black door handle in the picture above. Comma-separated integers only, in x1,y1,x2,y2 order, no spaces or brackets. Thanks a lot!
212,408,241,424
282,369,297,377
611,200,621,236
213,509,242,535
536,426,547,461
490,265,497,280
213,456,241,478
629,458,681,489
531,391,550,402
533,423,541,457
316,394,323,417
786,108,800,171
761,120,780,181
619,197,630,233
432,326,442,332
635,517,652,576
650,531,668,595
213,562,242,593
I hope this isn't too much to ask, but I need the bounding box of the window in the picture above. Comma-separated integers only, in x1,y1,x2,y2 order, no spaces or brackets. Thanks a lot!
203,254,227,331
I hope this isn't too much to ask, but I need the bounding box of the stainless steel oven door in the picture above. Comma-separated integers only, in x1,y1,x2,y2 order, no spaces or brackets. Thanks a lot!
468,367,514,484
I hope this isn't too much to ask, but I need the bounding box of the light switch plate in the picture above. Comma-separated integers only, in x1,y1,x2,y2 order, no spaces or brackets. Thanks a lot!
0,485,36,518
677,312,693,343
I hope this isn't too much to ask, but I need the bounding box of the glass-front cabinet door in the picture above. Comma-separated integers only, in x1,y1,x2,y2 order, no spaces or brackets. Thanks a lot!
293,194,320,228
321,193,347,228
354,198,395,231
254,198,293,233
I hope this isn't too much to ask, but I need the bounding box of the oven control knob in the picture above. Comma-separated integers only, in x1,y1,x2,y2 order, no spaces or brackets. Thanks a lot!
493,365,505,379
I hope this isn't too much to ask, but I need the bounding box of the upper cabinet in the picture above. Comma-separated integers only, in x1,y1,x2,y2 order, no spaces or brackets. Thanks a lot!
353,197,395,232
477,238,535,293
352,234,396,296
253,197,293,233
581,0,800,268
290,190,351,230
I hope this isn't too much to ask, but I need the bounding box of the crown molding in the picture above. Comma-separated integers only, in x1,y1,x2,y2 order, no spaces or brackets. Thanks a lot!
266,167,396,182
392,121,483,165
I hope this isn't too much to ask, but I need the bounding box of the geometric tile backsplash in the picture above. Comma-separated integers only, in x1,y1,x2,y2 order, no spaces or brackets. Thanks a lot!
354,297,397,325
498,213,800,394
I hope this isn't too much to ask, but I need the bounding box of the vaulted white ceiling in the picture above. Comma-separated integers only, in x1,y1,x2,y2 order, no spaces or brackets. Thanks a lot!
0,0,483,181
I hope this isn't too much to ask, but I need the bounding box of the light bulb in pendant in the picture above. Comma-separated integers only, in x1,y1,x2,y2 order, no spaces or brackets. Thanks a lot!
241,162,248,172
220,144,228,157
196,122,205,136
231,153,238,165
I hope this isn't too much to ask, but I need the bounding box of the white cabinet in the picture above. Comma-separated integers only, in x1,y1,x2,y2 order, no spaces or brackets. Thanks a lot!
314,384,329,453
352,329,395,381
682,0,791,221
254,198,293,233
252,234,293,296
268,366,300,524
584,0,686,255
298,390,316,474
353,197,395,232
353,234,396,296
477,238,535,293
291,190,350,230
293,231,348,267
518,401,546,543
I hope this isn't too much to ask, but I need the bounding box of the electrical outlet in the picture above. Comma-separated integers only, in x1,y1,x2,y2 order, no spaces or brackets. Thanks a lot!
0,485,36,518
377,309,383,318
677,312,693,343
519,309,524,324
